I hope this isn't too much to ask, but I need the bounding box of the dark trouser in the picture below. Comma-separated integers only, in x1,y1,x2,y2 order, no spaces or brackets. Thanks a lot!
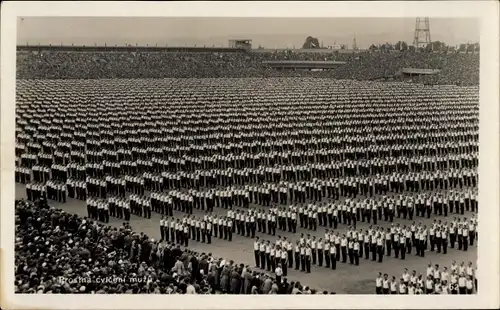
416,240,424,256
207,230,212,244
348,248,354,264
377,245,383,262
341,246,347,263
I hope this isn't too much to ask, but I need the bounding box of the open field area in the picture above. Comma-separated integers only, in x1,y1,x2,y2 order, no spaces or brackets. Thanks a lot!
15,77,478,294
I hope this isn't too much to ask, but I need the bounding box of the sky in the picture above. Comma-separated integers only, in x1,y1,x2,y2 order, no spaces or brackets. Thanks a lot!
17,17,480,49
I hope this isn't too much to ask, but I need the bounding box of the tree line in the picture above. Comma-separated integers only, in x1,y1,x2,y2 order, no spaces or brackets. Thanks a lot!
299,36,479,53
369,41,479,53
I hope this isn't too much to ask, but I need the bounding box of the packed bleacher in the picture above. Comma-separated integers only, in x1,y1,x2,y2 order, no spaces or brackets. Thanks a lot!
15,199,321,294
16,49,479,85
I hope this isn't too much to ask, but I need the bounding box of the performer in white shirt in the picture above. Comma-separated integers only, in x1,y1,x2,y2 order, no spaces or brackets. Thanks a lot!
375,273,383,294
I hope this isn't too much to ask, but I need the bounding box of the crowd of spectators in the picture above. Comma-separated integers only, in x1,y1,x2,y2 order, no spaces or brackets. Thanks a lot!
16,49,479,85
15,199,326,294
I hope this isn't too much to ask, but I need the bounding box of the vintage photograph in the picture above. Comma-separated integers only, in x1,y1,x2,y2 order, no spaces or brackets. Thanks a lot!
0,0,495,306
11,15,482,296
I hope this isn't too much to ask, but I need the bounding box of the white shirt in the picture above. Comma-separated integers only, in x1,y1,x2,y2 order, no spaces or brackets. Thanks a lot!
390,281,397,292
399,283,406,294
402,273,410,282
281,251,287,259
441,271,449,283
426,279,434,289
275,267,283,276
383,279,389,289
426,267,434,277
434,270,441,279
466,279,473,290
466,266,474,276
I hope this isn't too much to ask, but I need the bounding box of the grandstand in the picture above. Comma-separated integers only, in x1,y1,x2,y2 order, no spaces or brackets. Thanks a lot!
16,45,479,85
14,42,479,295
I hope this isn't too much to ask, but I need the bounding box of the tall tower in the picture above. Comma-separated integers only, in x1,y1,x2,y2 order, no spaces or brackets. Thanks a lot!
413,17,432,49
352,33,358,50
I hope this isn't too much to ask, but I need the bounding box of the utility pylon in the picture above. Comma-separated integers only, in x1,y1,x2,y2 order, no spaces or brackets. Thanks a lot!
413,17,432,49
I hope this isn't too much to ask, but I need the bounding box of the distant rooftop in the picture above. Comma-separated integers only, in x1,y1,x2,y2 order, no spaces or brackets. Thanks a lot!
263,60,347,65
401,68,441,75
